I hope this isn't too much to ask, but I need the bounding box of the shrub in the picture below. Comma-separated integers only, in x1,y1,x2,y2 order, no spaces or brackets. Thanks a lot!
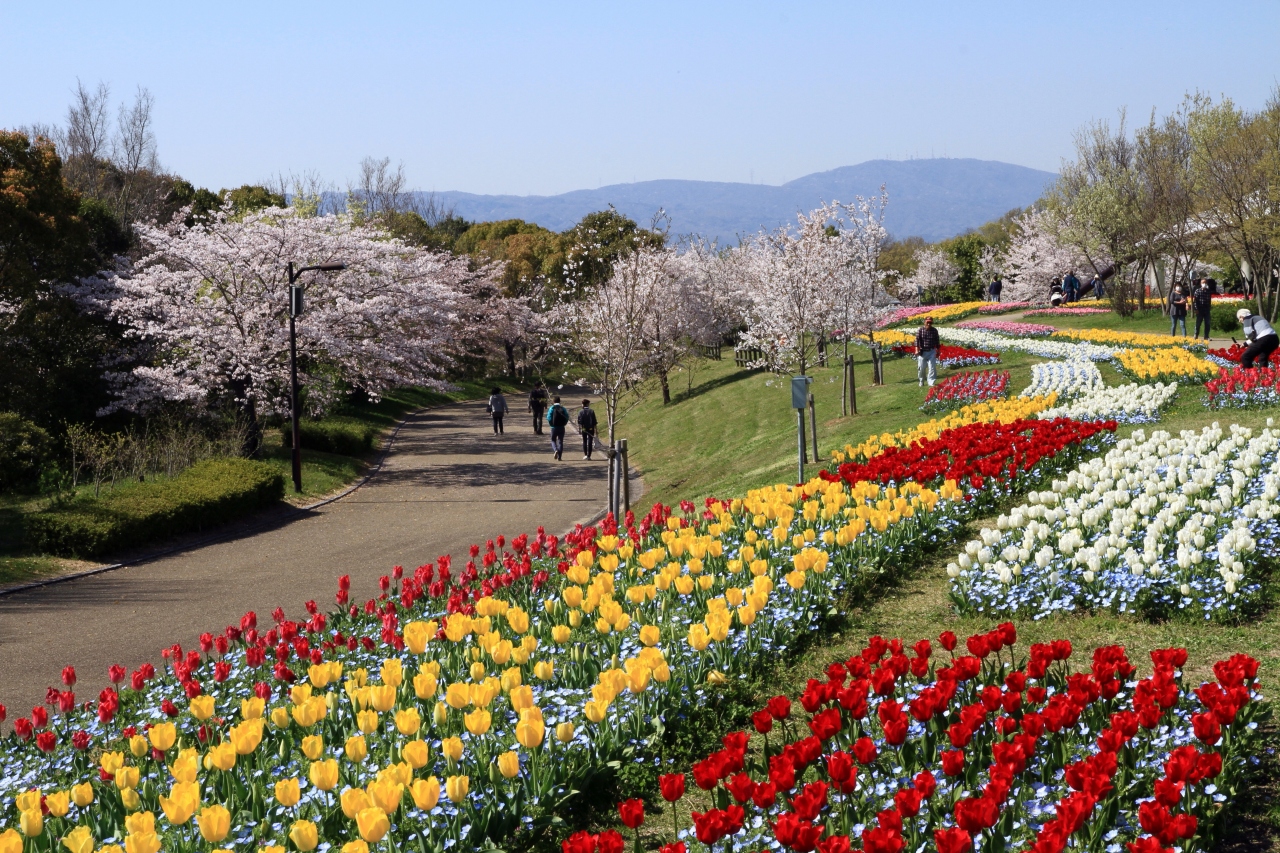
0,413,52,492
25,458,284,558
1212,303,1242,333
280,419,377,456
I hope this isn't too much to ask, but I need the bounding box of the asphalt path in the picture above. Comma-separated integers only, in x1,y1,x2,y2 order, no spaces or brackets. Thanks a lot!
0,399,614,717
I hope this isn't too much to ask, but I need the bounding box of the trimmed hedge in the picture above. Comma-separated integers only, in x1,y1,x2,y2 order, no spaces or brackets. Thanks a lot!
26,458,285,559
280,420,378,456
0,413,52,492
1211,303,1242,334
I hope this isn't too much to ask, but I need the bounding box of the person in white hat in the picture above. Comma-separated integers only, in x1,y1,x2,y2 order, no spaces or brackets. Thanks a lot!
1238,307,1279,368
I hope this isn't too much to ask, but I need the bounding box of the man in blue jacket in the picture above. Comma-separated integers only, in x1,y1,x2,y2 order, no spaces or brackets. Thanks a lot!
546,396,571,460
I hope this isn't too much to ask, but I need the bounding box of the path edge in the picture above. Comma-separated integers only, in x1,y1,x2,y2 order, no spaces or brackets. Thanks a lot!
0,404,432,598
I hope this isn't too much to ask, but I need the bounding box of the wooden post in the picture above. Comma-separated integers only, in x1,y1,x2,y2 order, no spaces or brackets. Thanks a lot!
848,354,857,414
620,438,630,515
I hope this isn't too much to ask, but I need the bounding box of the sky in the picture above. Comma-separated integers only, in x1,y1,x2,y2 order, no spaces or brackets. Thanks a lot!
3,1,1278,197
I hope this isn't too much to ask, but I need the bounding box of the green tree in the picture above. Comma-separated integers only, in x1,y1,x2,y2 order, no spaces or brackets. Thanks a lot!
223,184,285,216
453,219,567,298
560,207,664,300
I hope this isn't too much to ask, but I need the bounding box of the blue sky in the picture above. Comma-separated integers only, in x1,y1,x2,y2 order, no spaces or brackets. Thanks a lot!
3,1,1277,196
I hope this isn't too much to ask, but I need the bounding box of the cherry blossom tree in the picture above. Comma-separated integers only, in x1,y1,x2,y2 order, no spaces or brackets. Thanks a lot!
72,206,471,447
899,246,958,304
822,195,891,412
1002,208,1100,303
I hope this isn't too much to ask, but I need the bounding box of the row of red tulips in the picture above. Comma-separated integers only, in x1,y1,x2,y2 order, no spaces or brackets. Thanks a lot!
920,371,1010,414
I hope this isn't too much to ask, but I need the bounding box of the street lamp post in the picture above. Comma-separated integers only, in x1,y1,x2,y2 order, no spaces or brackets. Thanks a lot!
287,261,346,493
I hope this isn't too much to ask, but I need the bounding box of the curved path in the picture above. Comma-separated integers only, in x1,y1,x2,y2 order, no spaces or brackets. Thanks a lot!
0,400,612,716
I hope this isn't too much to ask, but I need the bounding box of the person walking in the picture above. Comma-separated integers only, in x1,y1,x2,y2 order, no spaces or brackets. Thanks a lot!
528,384,549,435
577,399,598,460
915,317,940,387
487,388,508,434
1091,274,1106,300
1238,308,1279,369
988,276,1002,303
1063,270,1080,303
1169,286,1189,337
546,396,570,460
1192,279,1213,340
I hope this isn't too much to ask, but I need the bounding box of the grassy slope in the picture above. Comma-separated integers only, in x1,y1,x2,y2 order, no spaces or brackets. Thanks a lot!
0,378,526,585
620,315,1280,846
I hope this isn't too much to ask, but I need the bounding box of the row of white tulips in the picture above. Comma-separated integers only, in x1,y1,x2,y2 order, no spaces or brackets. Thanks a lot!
1020,360,1105,400
947,422,1279,622
933,326,1119,362
1037,382,1179,424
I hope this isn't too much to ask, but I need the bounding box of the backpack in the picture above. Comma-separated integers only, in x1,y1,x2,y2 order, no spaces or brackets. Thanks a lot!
547,405,570,428
578,407,598,432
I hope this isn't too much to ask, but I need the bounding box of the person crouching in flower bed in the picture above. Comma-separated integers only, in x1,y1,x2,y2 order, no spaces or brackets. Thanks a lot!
916,317,940,387
1237,308,1279,368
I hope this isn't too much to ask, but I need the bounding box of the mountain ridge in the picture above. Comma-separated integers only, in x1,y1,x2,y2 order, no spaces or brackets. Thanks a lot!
423,158,1056,243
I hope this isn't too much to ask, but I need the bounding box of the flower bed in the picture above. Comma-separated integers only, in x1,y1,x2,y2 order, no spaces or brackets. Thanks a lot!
920,371,1008,413
1211,294,1246,302
832,396,1059,464
877,302,987,329
937,327,1119,362
603,626,1263,853
823,420,1116,510
1115,348,1218,384
1039,382,1178,425
1053,328,1203,350
1205,366,1280,409
1024,307,1111,317
954,320,1055,337
1020,360,1104,400
976,301,1034,313
891,344,1001,368
1205,344,1245,368
948,423,1280,621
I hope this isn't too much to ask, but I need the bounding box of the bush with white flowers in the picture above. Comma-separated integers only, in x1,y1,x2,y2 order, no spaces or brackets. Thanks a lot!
947,423,1280,622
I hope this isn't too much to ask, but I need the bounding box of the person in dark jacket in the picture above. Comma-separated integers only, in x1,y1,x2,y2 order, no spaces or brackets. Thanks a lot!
1169,286,1188,337
577,400,598,460
915,317,940,387
1192,280,1213,340
1063,271,1080,303
487,388,508,434
1238,309,1279,369
546,396,570,460
988,276,1003,302
528,384,549,435
1091,274,1106,300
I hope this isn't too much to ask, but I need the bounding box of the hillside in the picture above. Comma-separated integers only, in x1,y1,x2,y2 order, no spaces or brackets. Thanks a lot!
425,158,1056,242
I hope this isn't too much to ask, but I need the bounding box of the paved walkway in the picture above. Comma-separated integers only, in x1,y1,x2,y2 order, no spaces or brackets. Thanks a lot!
0,400,614,716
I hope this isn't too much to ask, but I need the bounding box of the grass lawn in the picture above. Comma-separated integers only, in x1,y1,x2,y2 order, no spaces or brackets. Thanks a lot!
620,315,1280,847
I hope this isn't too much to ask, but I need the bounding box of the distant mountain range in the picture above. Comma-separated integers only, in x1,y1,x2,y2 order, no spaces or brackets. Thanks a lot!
423,158,1057,244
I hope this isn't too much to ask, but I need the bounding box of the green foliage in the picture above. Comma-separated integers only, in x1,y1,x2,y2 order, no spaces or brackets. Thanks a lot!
280,419,378,456
167,179,223,225
223,184,285,215
384,211,475,253
0,413,52,492
935,232,986,301
452,219,567,297
25,458,284,558
1212,304,1243,333
78,197,130,262
560,208,665,300
877,236,924,290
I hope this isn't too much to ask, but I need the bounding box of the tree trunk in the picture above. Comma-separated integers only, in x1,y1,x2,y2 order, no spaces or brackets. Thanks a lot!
659,368,671,405
504,341,517,377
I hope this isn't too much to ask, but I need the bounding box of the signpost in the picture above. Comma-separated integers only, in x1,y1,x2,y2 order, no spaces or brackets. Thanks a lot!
792,376,811,484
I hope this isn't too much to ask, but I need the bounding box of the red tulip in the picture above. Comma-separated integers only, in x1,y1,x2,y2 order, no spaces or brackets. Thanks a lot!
658,773,685,802
617,799,644,829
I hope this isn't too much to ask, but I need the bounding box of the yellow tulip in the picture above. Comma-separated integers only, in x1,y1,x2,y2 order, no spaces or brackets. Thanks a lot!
274,778,301,808
444,775,470,803
115,767,140,790
159,783,199,825
309,758,339,792
469,661,486,681
402,740,429,769
497,751,520,779
129,736,148,758
229,719,264,754
394,708,421,736
100,752,125,774
552,625,572,644
170,752,199,784
516,715,545,749
209,741,237,771
342,842,369,853
346,734,368,764
120,789,141,810
289,821,319,852
687,624,711,651
193,803,231,843
403,621,432,654
262,847,286,853
366,779,403,814
44,791,70,818
270,706,291,728
379,658,404,688
441,736,463,763
433,701,449,727
556,722,576,743
300,734,324,761
189,695,215,721
16,791,40,813
241,697,265,719
584,700,608,723
638,625,660,646
61,826,94,853
627,667,652,694
356,808,391,843
568,609,583,627
0,829,22,853
413,671,438,699
340,788,372,819
354,709,377,734
464,708,491,735
410,777,441,810
20,810,43,838
71,783,94,808
148,723,176,752
123,833,159,853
